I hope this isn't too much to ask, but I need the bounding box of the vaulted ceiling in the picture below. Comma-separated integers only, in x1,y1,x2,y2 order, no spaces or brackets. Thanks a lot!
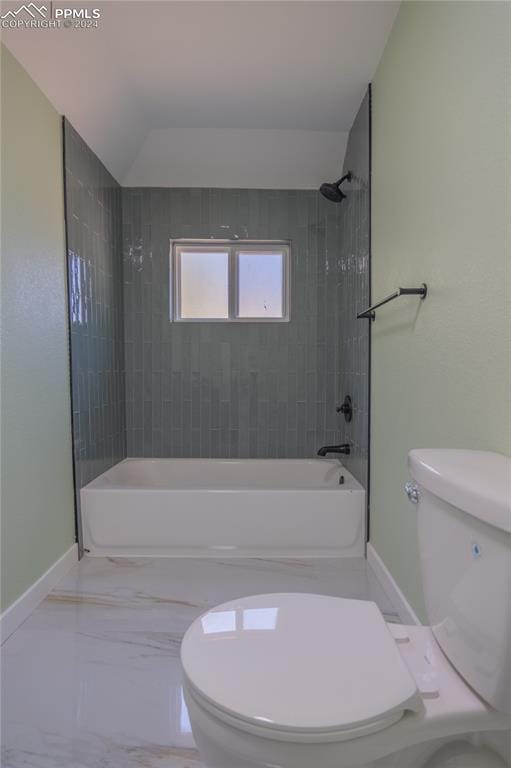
3,1,399,186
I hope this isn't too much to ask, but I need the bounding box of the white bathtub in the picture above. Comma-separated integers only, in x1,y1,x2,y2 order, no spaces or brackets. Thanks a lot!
81,458,365,558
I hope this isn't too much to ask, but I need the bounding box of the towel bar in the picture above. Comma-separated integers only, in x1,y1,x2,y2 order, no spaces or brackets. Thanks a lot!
357,284,427,320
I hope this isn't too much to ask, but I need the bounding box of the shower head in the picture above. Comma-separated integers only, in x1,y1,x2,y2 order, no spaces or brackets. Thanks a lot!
319,171,352,203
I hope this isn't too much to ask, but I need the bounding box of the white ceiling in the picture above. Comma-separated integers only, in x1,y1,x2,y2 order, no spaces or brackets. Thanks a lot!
2,1,399,186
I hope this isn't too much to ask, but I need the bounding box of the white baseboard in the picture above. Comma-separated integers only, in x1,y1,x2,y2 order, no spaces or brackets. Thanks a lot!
367,543,421,626
0,543,78,644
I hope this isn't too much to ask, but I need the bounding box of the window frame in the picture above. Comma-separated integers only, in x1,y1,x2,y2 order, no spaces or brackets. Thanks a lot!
170,239,290,323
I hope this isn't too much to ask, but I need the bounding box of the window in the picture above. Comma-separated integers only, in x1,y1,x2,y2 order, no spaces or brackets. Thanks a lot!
179,248,229,319
171,240,290,322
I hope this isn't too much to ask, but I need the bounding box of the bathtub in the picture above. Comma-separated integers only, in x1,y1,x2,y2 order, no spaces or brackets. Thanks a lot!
81,458,365,558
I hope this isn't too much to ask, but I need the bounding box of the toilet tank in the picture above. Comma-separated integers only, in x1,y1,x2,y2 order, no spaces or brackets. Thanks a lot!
408,449,511,714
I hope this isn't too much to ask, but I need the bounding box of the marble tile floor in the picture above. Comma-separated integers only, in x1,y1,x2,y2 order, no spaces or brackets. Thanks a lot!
1,556,399,768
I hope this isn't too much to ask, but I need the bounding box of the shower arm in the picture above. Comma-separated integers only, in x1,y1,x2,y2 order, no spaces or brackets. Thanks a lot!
357,284,427,321
335,173,352,186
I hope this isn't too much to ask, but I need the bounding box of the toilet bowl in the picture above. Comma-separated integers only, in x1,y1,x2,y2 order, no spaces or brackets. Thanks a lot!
423,742,508,767
182,593,509,768
180,450,511,768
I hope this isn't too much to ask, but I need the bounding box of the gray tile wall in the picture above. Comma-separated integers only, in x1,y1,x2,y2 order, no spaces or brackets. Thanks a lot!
64,120,126,542
337,91,371,488
122,188,350,459
64,92,369,493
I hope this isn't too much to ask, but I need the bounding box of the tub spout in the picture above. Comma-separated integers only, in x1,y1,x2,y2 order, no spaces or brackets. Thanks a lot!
317,444,350,457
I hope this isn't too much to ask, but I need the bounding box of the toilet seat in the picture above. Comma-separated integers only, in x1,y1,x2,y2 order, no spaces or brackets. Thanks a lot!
181,593,424,743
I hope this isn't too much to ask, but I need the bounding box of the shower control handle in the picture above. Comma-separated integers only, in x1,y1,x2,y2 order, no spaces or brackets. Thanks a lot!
336,395,353,423
404,481,420,504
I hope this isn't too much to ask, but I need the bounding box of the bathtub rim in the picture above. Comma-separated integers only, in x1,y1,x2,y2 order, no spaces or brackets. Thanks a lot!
81,457,364,493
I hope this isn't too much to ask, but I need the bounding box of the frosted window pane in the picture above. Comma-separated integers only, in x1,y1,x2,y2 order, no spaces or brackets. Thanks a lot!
238,251,284,318
180,251,229,319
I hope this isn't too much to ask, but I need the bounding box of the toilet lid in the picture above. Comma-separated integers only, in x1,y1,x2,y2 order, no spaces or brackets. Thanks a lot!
181,593,423,739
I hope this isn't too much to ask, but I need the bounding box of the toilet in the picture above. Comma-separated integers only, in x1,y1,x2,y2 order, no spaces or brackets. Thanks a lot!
180,449,511,768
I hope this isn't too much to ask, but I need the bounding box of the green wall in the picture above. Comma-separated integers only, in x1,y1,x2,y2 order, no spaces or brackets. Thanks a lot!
0,46,76,611
371,1,511,619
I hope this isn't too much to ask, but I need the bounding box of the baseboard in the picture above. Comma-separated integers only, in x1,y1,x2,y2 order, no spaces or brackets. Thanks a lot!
0,543,78,644
367,543,421,625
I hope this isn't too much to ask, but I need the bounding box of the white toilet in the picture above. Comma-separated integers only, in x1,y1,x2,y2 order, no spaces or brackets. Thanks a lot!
181,449,511,768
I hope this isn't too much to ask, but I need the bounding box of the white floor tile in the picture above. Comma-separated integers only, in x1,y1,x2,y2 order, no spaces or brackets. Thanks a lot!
1,556,396,767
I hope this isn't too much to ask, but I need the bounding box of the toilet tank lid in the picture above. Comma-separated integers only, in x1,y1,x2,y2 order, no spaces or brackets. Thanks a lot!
409,449,511,533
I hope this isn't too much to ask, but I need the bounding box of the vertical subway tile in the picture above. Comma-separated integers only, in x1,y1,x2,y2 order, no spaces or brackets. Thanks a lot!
64,120,126,539
117,103,369,480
